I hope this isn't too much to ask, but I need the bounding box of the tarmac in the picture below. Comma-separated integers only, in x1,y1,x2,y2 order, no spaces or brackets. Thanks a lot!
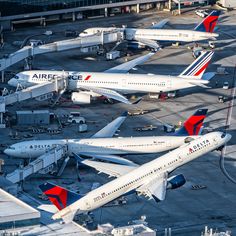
0,7,235,235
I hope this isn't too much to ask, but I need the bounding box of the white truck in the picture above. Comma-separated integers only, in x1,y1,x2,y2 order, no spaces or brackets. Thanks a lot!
106,50,120,60
67,112,86,124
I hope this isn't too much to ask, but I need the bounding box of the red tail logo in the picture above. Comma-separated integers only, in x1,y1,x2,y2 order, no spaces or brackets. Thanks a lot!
44,186,68,210
184,115,206,136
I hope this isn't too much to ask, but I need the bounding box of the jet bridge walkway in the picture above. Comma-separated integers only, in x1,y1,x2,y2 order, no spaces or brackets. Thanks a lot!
6,145,67,184
0,76,67,127
0,30,124,72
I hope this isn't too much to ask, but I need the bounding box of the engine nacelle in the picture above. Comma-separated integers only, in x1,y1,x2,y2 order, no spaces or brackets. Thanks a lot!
167,174,186,190
71,92,91,104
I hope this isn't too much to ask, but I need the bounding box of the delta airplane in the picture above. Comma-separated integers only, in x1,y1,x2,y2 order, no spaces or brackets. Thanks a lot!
8,51,215,104
4,109,208,165
39,131,231,223
79,10,221,49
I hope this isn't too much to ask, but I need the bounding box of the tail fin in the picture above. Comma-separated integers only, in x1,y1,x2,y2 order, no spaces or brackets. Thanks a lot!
174,109,208,136
194,10,221,33
179,51,214,79
39,182,82,211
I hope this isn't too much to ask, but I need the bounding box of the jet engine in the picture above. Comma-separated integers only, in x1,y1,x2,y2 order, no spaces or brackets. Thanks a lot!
167,174,186,190
71,92,91,104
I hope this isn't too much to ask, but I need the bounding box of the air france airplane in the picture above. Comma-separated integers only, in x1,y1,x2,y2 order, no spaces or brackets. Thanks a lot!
80,10,220,49
8,51,215,104
4,109,208,165
39,131,231,223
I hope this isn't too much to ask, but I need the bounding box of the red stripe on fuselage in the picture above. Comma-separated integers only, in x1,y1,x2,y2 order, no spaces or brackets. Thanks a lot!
84,75,91,80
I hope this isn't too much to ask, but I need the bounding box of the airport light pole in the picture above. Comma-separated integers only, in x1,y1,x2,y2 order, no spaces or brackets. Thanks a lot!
220,64,236,184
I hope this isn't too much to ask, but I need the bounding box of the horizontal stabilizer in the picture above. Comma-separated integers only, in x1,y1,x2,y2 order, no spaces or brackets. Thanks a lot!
189,82,210,88
38,204,58,214
52,208,77,224
201,72,215,81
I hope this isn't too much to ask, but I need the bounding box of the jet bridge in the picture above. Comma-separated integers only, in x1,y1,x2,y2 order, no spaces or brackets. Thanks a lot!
6,145,67,184
0,76,67,128
0,30,124,72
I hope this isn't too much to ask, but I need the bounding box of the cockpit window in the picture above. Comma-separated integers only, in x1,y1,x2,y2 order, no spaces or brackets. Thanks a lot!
8,146,16,150
13,75,19,80
83,31,88,34
221,133,226,138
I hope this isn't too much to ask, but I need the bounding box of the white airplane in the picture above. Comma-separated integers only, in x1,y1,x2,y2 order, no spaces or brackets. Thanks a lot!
79,10,221,49
4,109,208,165
8,51,215,104
39,131,231,223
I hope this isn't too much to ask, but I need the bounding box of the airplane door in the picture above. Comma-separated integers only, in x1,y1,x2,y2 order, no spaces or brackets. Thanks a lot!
125,29,135,40
178,153,183,163
122,79,127,87
85,199,91,210
166,140,171,148
166,79,172,89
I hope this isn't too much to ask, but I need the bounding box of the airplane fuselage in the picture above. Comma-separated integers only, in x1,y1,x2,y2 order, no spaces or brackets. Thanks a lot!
80,27,219,42
52,132,230,220
9,70,208,94
5,136,191,159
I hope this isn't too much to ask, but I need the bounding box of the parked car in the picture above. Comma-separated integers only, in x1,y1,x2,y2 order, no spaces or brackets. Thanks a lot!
223,82,229,90
134,125,157,131
195,9,209,18
67,112,86,124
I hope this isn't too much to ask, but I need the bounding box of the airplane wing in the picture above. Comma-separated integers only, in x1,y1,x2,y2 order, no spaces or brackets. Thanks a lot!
78,152,138,166
80,85,132,104
91,111,127,138
136,172,168,201
79,159,137,177
104,52,155,73
149,19,169,29
135,37,160,50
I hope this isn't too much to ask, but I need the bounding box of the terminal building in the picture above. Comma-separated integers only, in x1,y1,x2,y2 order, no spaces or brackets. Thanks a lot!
0,0,211,30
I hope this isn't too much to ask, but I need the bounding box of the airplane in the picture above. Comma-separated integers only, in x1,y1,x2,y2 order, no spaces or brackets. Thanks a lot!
39,131,231,223
4,109,208,165
79,10,221,49
7,50,215,104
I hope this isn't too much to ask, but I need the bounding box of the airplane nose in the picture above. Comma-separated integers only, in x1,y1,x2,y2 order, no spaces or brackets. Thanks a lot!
4,148,12,156
8,78,18,87
225,133,232,143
